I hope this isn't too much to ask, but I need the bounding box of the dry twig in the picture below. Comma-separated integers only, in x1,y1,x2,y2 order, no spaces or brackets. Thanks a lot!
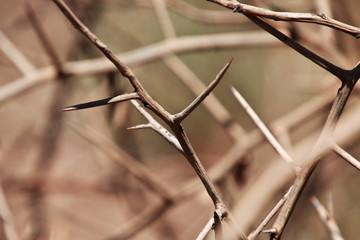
231,87,294,163
310,195,344,240
332,140,360,171
53,0,232,222
208,1,360,239
209,0,360,38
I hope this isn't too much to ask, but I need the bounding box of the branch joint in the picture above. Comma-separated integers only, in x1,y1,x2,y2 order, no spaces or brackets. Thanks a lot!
233,4,243,13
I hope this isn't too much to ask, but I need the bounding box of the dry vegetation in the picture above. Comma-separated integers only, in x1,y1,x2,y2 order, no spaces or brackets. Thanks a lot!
1,0,360,240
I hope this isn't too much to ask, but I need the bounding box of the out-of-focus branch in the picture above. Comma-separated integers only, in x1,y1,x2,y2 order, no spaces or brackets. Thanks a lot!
116,0,247,24
107,201,171,240
0,181,19,240
243,15,347,82
67,121,175,200
310,195,344,240
0,31,35,76
26,1,63,73
0,31,280,105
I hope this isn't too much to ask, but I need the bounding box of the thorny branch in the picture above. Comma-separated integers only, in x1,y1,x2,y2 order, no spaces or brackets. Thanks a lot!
4,0,359,239
208,0,360,239
247,187,292,240
53,0,231,221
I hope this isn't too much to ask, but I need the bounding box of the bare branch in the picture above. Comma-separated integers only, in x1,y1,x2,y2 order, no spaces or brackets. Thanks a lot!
332,140,360,171
152,0,176,39
0,30,35,75
326,191,335,220
0,31,280,105
269,83,355,239
0,181,19,240
51,0,139,90
62,92,140,111
117,0,248,24
208,0,352,81
203,2,360,238
164,55,246,140
208,0,360,38
315,0,335,45
152,0,245,140
26,1,63,73
248,187,292,240
196,216,215,240
246,15,349,82
67,121,175,200
107,201,171,240
310,195,344,240
52,0,173,122
231,87,294,163
127,123,151,131
130,100,183,153
173,58,233,123
53,0,229,220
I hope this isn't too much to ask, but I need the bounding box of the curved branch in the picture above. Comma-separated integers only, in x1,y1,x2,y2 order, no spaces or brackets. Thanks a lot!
209,0,360,38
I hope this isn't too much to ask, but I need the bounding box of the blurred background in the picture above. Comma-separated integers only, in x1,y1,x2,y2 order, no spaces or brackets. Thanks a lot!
1,0,360,239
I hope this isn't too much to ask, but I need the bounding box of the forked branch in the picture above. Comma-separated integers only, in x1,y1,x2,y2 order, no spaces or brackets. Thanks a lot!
208,1,360,239
54,0,231,222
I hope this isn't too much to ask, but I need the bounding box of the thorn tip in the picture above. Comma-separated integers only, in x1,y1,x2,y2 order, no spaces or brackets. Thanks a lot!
228,57,234,64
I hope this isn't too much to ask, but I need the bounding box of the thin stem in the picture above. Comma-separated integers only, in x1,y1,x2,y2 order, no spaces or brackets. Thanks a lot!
27,1,63,73
0,181,19,240
129,100,183,153
107,201,171,240
164,55,245,140
231,87,293,163
0,30,35,75
208,0,360,38
196,216,215,240
248,187,292,240
332,140,360,171
67,121,175,200
170,124,228,218
0,31,278,105
244,14,348,81
310,196,344,240
152,0,176,38
52,0,173,122
270,83,355,239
